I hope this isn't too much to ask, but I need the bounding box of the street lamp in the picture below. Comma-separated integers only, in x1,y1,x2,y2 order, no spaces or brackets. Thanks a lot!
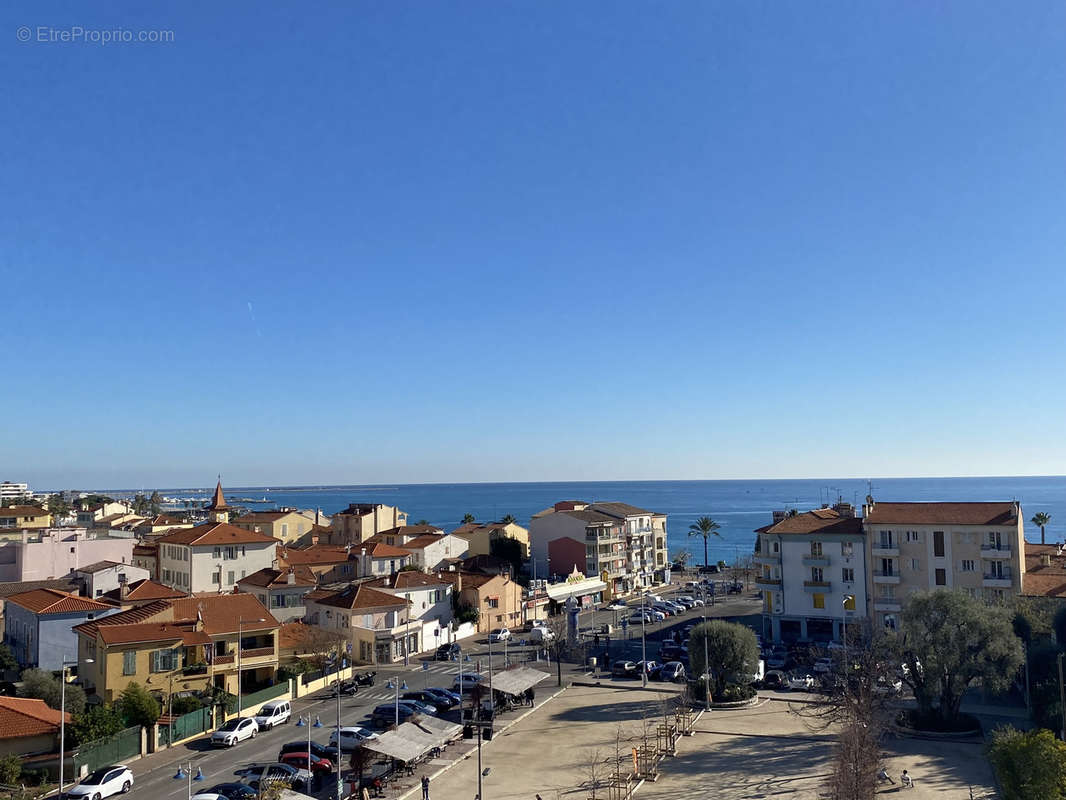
295,714,323,773
173,762,205,800
385,678,408,726
59,656,92,798
640,593,648,688
236,616,265,718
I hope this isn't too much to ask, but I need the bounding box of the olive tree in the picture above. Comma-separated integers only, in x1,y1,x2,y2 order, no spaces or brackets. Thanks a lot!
688,620,759,700
894,589,1023,727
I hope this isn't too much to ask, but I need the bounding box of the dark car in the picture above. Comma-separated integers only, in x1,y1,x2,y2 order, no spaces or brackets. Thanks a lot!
371,703,419,727
698,564,721,574
635,660,661,679
727,582,743,594
278,740,339,766
435,642,461,661
203,784,258,800
761,670,787,690
279,752,334,774
424,687,462,705
403,690,454,712
611,660,639,679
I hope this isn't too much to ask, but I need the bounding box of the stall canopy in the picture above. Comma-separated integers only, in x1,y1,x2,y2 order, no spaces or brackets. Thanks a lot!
413,715,462,744
361,723,436,763
480,666,550,696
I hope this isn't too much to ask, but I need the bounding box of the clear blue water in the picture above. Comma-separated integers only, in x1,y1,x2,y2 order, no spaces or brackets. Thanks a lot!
128,476,1066,564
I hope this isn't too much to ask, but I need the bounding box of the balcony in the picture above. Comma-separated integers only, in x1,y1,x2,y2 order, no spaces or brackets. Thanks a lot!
182,663,208,677
803,580,831,593
871,545,900,557
755,576,782,589
212,654,235,666
981,544,1012,559
754,553,780,566
872,572,900,585
874,602,901,613
983,575,1013,588
802,555,830,567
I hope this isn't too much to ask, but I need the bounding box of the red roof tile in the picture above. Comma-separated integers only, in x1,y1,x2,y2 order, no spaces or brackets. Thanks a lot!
156,522,277,546
0,697,70,739
864,502,1019,526
758,509,865,536
7,588,114,615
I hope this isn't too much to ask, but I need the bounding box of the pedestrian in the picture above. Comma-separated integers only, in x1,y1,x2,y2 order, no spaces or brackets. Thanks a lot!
594,633,600,647
422,774,431,800
877,767,894,784
901,770,914,788
361,787,370,800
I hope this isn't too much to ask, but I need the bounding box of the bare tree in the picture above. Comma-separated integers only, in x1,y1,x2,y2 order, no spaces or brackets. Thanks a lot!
583,748,604,799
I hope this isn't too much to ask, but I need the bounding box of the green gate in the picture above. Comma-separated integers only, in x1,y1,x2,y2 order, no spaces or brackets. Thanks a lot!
76,726,142,774
158,707,214,747
227,682,289,714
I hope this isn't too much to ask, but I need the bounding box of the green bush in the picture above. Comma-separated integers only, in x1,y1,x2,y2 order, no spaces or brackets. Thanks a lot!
117,682,160,728
72,704,124,745
0,754,21,785
988,726,1066,800
170,695,203,715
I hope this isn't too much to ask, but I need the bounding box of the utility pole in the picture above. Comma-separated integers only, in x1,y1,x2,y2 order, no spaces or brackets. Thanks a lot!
1057,653,1065,741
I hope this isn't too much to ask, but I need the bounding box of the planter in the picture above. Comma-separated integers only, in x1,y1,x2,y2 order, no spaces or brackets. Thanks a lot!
894,710,982,739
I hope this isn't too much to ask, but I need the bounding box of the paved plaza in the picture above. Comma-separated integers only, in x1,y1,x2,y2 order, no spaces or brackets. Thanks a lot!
419,684,999,800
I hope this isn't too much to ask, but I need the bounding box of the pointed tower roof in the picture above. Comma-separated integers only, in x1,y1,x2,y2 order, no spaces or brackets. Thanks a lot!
206,479,229,511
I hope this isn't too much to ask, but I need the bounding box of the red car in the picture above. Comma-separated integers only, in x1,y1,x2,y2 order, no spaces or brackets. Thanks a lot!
279,752,334,774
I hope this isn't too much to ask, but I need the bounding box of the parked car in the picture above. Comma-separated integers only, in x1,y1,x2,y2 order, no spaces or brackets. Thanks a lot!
812,657,834,675
211,717,258,747
328,726,378,751
371,704,419,727
279,752,334,775
658,662,687,682
766,648,788,670
530,626,555,644
761,670,787,690
698,564,721,574
651,604,674,617
635,660,661,679
404,690,455,712
65,765,133,800
787,673,815,691
660,643,688,663
396,699,438,716
452,672,486,693
253,700,291,729
425,687,462,704
236,763,309,792
611,660,639,679
193,783,258,800
488,627,511,643
689,597,706,607
325,679,358,697
727,582,744,594
278,741,338,767
435,642,461,661
675,596,696,609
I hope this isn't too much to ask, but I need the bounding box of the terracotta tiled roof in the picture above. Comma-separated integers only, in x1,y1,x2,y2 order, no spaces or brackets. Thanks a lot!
101,579,188,603
395,534,447,550
73,599,174,638
7,588,114,615
156,522,277,546
376,525,443,538
436,570,495,589
0,506,50,518
1022,543,1066,597
0,697,70,739
279,544,352,566
560,509,616,525
237,566,317,589
170,593,279,635
758,509,865,536
365,572,449,590
364,542,411,558
312,584,406,611
864,502,1019,526
207,480,229,510
0,579,79,599
75,560,125,574
96,621,212,646
133,543,158,556
278,621,328,650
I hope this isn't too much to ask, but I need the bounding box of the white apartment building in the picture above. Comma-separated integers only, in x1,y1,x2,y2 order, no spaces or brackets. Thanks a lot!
862,500,1025,630
155,521,278,593
366,571,454,655
529,501,668,596
0,482,29,501
755,503,868,643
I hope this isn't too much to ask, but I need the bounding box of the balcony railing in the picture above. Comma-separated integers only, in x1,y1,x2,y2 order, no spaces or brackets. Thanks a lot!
802,555,830,567
241,647,276,659
755,576,782,586
212,654,235,666
872,571,900,584
182,664,208,676
803,580,831,592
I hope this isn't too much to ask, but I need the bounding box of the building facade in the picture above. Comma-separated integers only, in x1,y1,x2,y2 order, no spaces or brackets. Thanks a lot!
156,522,278,593
755,504,868,643
862,500,1026,630
5,589,119,670
232,509,318,545
450,520,531,560
304,584,412,665
236,566,318,623
0,506,52,535
328,504,408,545
0,529,136,583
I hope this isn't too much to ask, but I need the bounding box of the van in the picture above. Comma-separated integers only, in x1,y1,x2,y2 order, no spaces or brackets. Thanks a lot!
254,700,291,730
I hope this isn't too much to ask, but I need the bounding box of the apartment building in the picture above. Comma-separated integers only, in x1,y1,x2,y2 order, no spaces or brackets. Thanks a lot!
450,520,531,560
755,504,868,643
232,509,319,545
0,529,136,583
529,501,668,596
304,584,411,665
236,566,318,622
862,500,1025,630
156,522,278,593
436,569,525,634
0,483,30,501
364,527,468,571
5,589,119,670
328,503,408,545
0,506,52,536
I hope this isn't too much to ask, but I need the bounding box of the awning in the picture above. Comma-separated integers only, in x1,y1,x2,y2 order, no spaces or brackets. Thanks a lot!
361,720,447,763
479,666,550,696
546,579,607,602
412,715,462,745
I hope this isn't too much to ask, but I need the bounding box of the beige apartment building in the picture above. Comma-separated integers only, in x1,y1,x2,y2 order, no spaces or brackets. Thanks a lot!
328,504,408,545
451,520,531,560
862,500,1025,630
233,509,318,545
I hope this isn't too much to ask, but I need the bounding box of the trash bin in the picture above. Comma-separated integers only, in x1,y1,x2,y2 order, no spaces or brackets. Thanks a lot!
588,656,598,670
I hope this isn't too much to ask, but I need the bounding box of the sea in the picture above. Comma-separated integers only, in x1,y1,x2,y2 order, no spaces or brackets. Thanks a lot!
113,476,1066,565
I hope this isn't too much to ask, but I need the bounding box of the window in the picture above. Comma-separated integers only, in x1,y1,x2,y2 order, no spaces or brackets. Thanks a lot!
843,595,856,611
879,584,895,599
811,567,823,582
211,573,220,584
812,593,825,609
227,571,235,586
281,523,288,538
123,650,136,675
841,541,853,557
935,568,946,586
272,595,283,608
933,531,945,558
906,530,920,543
150,648,177,673
772,541,779,553
487,598,499,609
810,541,823,557
880,530,894,548
841,568,855,583
884,615,897,630
964,587,978,598
213,547,221,559
960,560,975,572
910,558,920,571
880,558,893,576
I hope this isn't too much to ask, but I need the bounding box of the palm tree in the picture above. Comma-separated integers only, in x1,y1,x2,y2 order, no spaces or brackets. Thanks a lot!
462,513,476,525
501,514,517,525
1032,512,1052,545
688,517,721,568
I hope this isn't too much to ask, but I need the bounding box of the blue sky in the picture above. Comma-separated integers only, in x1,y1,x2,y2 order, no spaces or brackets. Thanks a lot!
3,2,1065,489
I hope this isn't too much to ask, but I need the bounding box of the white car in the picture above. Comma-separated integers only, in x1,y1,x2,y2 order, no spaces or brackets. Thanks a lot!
787,673,815,691
329,726,379,751
66,765,133,800
812,657,834,675
488,627,511,643
211,716,259,747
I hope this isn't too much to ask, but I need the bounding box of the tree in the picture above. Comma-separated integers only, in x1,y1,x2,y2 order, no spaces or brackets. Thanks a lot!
295,625,347,670
46,493,72,520
20,669,86,715
687,620,759,700
672,549,692,568
117,682,160,728
988,726,1066,800
894,589,1024,727
462,513,476,525
490,536,524,579
1033,512,1052,546
149,491,163,516
414,519,430,526
687,517,721,567
501,514,517,525
0,754,21,785
0,643,17,672
72,704,124,745
131,493,149,516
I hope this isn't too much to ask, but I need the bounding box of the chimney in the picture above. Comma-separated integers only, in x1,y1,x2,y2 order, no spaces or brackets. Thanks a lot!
1042,553,1053,567
316,508,321,526
119,574,129,601
287,566,296,585
310,532,319,545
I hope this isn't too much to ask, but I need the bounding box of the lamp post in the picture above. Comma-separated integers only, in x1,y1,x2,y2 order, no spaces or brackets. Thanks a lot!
236,616,265,718
640,592,648,688
173,762,205,800
385,678,408,726
59,656,91,798
295,714,323,770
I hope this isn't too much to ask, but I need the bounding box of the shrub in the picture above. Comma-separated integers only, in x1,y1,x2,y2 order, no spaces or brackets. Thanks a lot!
988,726,1066,800
19,669,85,715
0,754,21,785
72,704,124,745
117,682,160,728
170,695,203,715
